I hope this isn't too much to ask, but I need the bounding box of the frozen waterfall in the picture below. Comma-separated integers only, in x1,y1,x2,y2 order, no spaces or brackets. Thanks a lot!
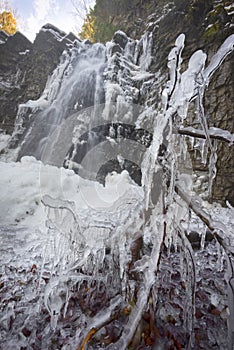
0,26,234,350
14,42,106,166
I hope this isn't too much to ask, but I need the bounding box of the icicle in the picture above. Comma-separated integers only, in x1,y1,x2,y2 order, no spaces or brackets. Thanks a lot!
200,138,209,165
167,33,185,97
200,226,206,250
204,34,234,83
188,135,195,149
208,139,218,196
179,135,188,161
178,227,196,347
216,239,225,272
139,32,153,71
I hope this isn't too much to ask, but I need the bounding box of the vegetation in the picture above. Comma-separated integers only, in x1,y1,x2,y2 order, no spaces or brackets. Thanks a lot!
79,8,95,42
202,2,230,41
79,3,118,43
0,0,17,35
0,10,17,35
203,22,220,40
78,0,145,42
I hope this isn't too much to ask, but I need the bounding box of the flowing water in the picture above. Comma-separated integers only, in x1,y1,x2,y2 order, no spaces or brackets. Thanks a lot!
16,43,106,166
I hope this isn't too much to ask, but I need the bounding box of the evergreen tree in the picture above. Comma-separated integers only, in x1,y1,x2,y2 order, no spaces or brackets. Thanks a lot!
79,2,117,43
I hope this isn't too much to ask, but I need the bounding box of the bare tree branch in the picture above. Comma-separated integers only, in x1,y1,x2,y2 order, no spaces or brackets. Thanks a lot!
71,0,86,20
177,126,234,144
71,0,94,21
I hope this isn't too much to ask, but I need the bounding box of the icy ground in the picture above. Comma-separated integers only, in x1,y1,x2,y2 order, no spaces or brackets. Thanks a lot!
0,156,144,348
0,157,233,349
0,156,143,228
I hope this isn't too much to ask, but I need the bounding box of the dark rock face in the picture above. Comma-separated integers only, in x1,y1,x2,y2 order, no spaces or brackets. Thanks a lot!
0,32,32,133
96,159,142,186
160,2,234,206
109,0,234,205
205,53,234,205
0,24,79,133
64,123,152,185
0,31,8,43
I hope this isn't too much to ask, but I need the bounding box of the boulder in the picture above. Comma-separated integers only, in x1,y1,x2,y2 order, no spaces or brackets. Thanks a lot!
113,30,128,49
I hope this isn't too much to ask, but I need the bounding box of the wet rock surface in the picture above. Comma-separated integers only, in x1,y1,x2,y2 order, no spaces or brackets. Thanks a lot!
0,25,79,134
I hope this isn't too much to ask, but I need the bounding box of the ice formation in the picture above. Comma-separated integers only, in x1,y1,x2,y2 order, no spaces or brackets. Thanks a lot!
0,21,234,350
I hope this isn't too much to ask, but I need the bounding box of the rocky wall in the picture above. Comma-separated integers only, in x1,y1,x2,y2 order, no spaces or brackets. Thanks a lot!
111,0,234,205
0,24,78,134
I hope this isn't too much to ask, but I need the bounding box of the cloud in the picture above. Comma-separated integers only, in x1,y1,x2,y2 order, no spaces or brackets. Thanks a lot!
34,0,58,21
21,0,60,41
17,0,93,42
34,0,50,21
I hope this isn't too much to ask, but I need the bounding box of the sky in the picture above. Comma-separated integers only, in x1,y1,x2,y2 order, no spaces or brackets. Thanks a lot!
9,0,95,42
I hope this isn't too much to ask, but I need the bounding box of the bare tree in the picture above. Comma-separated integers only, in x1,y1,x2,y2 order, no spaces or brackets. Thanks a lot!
0,0,18,17
71,0,95,31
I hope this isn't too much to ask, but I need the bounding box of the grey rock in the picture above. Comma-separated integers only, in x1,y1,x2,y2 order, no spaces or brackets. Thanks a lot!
0,24,78,134
113,31,128,49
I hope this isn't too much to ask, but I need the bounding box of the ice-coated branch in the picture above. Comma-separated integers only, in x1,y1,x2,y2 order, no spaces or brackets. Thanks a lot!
186,34,234,103
177,126,234,144
77,296,122,350
106,214,165,350
42,194,79,223
175,185,233,255
176,182,234,350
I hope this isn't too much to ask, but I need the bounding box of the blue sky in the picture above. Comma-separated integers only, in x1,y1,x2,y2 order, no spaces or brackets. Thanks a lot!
10,0,95,42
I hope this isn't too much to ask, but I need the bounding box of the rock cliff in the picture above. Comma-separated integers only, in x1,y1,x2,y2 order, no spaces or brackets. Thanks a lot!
93,0,234,205
0,0,233,204
0,24,78,133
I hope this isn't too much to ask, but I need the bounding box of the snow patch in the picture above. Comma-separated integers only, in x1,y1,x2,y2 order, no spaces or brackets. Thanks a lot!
0,157,143,228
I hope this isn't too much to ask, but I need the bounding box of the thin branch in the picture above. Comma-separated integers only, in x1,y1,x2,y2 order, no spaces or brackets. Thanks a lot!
175,184,234,255
177,126,234,144
76,296,122,350
71,0,87,20
41,195,78,223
